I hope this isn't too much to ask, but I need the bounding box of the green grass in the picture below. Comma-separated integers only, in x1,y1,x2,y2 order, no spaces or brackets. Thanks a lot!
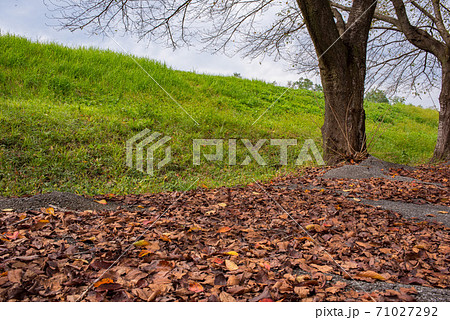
0,34,440,196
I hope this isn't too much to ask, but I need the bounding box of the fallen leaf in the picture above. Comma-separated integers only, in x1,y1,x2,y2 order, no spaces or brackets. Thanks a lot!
96,199,107,205
7,269,22,283
133,240,150,247
294,286,310,298
94,278,114,288
138,250,152,257
4,231,20,240
212,257,224,265
95,283,122,292
219,291,236,302
295,275,311,283
218,226,231,233
227,275,240,286
188,282,204,293
357,270,386,281
189,225,203,232
225,260,239,271
44,207,55,215
305,224,320,231
310,264,333,273
160,234,171,242
214,274,227,286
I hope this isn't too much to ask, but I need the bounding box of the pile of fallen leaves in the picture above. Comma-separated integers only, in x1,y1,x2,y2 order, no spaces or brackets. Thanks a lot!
320,178,449,205
390,164,450,188
0,165,449,301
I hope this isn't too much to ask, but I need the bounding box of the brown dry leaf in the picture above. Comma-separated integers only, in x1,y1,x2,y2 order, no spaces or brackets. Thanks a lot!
325,286,341,294
341,261,359,269
148,241,161,251
133,288,152,301
147,284,169,302
218,226,231,233
214,274,227,286
188,282,204,293
225,260,239,271
294,287,310,298
160,234,171,242
227,275,240,286
7,269,22,283
438,245,450,254
295,275,311,283
310,264,333,273
219,291,236,302
379,248,392,254
125,270,148,285
357,270,387,281
325,282,347,294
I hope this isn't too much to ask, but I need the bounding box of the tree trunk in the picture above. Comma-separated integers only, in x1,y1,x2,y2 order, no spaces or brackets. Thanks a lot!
433,62,450,162
296,0,375,164
320,51,367,164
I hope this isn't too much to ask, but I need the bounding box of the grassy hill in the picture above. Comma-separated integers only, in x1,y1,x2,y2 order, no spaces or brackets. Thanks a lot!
0,34,439,196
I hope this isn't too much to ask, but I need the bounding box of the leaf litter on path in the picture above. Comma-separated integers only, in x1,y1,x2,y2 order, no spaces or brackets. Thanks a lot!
0,164,449,301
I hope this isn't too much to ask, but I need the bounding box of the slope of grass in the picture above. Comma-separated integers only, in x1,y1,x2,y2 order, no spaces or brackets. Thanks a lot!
0,34,440,196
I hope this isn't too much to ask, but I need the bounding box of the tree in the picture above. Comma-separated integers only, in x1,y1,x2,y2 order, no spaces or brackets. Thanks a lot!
48,0,377,164
332,0,450,161
297,0,377,163
365,89,390,104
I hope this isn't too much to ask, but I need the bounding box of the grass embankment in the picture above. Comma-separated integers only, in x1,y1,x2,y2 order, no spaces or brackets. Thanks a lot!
0,34,439,196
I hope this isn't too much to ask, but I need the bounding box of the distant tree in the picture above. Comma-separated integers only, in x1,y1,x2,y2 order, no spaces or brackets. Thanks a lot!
314,83,323,92
390,95,406,104
49,0,377,164
365,89,390,104
294,77,314,90
291,77,323,91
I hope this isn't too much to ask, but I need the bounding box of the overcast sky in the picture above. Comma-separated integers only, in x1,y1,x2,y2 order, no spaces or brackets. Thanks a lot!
0,0,440,109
